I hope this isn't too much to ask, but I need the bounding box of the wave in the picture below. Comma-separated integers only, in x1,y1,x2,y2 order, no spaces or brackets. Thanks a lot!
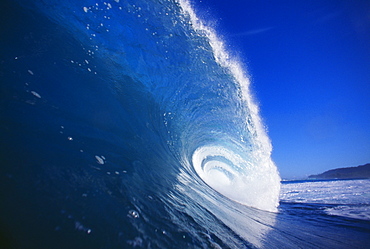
7,0,281,247
175,0,281,214
21,0,282,212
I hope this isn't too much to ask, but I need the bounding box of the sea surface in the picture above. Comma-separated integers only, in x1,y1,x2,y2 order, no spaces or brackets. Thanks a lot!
1,0,369,248
281,178,370,221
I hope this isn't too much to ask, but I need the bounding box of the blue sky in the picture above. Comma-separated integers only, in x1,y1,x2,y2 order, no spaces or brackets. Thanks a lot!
195,0,370,178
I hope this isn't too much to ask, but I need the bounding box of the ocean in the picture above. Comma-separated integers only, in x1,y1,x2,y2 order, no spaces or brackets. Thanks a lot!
1,0,369,248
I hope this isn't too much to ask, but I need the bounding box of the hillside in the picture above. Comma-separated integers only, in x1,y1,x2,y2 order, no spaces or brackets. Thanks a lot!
308,163,370,180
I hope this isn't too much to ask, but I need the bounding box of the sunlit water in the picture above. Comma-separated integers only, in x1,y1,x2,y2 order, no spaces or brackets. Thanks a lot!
281,179,370,221
1,0,369,248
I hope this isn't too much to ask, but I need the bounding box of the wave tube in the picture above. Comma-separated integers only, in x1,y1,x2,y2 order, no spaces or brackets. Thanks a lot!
192,146,278,212
178,0,281,212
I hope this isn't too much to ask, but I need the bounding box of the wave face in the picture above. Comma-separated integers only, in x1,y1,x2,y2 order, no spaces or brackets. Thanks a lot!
1,0,283,247
16,0,281,210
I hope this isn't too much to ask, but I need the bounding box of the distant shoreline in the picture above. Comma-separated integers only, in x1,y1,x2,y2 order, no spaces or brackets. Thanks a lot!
308,163,370,180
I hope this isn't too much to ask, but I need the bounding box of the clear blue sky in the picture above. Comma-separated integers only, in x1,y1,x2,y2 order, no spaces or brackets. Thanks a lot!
195,0,370,179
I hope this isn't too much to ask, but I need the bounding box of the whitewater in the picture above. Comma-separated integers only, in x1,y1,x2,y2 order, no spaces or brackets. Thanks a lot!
1,0,369,248
281,179,370,221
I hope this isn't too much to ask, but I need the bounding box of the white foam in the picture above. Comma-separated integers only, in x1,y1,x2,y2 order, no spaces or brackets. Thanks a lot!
193,146,280,212
280,179,370,205
178,0,281,211
281,179,370,220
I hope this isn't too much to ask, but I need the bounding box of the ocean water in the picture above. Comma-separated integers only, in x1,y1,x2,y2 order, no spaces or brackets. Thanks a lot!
281,179,370,221
1,0,369,248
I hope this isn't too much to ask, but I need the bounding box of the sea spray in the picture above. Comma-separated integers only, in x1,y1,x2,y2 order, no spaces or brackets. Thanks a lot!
177,0,280,212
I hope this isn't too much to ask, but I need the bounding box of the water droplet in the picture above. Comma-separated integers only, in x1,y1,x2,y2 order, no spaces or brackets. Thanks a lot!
95,155,105,164
31,91,41,98
128,210,139,218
